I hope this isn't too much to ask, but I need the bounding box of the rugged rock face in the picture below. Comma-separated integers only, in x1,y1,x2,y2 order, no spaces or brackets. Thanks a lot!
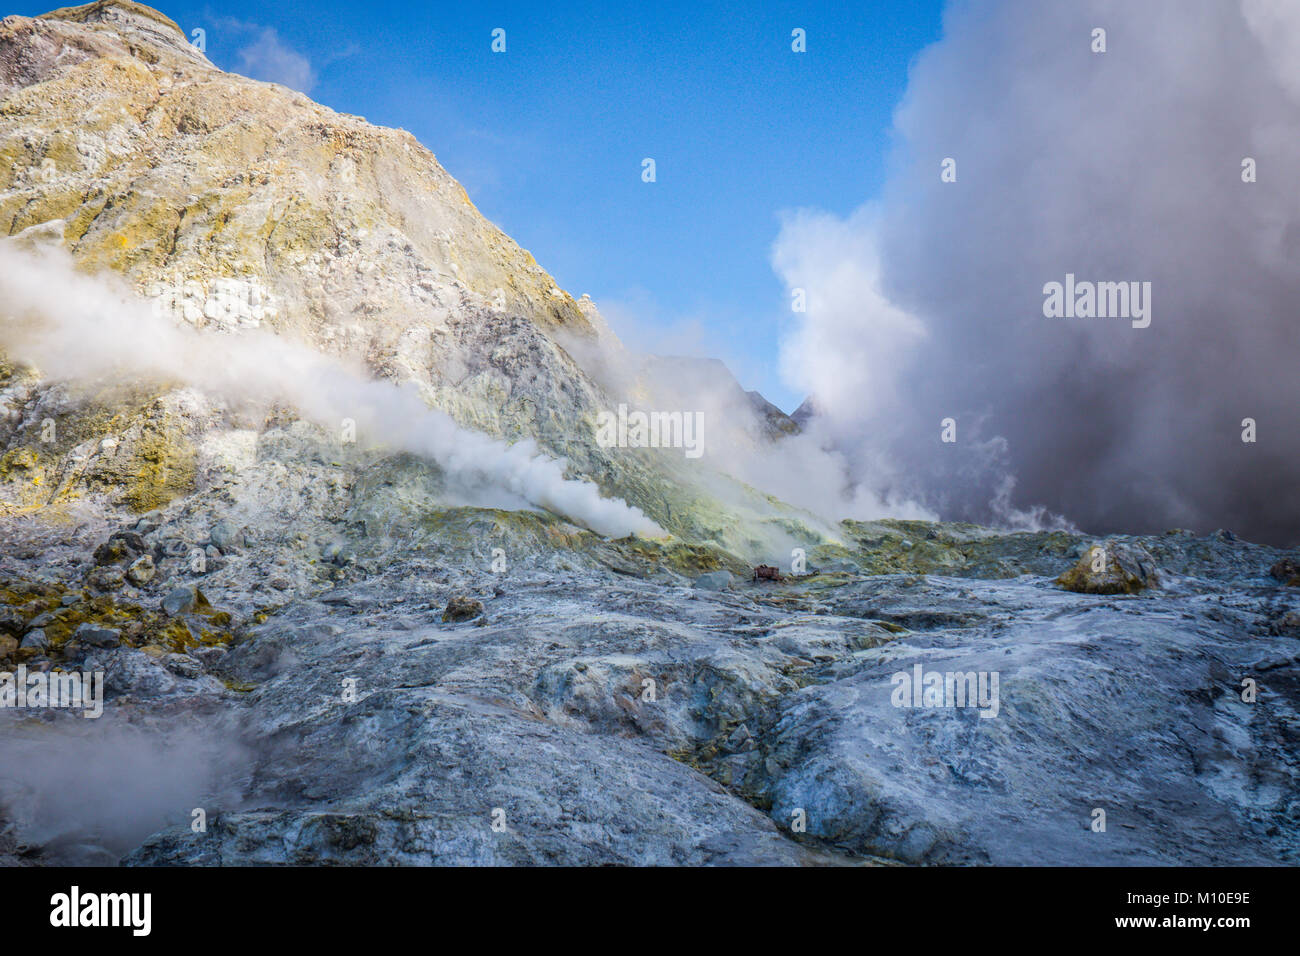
2,2,590,335
0,2,1298,868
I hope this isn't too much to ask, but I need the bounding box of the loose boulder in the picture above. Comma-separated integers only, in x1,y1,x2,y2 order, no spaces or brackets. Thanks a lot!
1269,557,1300,587
87,565,126,591
126,555,156,587
0,607,24,636
74,623,121,648
442,596,485,623
694,571,733,591
209,520,244,553
93,530,145,566
162,586,208,617
1057,541,1159,594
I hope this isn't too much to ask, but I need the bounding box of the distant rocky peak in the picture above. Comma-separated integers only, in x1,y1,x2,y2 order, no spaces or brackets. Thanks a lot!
39,0,207,63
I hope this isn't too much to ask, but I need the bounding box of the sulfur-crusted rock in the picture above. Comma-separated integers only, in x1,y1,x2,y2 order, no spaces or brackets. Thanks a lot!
87,565,126,591
1269,557,1300,586
441,595,484,623
1056,541,1159,595
126,554,155,586
93,532,144,566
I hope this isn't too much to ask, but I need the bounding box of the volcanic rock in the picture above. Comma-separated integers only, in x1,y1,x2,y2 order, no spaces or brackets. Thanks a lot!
441,596,484,623
1269,557,1300,586
1056,541,1159,594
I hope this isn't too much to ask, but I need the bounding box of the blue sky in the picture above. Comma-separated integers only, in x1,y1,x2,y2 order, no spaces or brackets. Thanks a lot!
16,0,945,411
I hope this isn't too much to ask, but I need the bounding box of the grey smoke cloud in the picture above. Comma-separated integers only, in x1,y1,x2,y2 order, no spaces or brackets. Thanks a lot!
775,0,1300,545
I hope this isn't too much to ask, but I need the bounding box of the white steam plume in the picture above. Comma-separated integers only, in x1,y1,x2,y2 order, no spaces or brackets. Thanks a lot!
558,300,936,529
0,242,663,539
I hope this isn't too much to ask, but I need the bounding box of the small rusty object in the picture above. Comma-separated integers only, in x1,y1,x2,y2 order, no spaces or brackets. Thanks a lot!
752,564,781,582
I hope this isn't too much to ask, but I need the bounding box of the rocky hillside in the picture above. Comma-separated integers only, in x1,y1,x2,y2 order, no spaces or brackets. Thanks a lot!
0,0,818,560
